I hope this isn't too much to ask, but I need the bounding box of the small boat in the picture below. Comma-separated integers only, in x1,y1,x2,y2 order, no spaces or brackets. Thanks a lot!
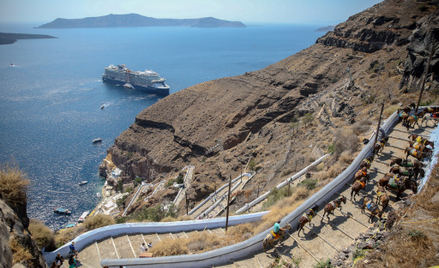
123,83,135,89
78,210,90,223
92,138,102,144
96,192,101,198
65,223,78,228
10,62,15,67
54,207,71,215
79,181,88,186
100,105,105,109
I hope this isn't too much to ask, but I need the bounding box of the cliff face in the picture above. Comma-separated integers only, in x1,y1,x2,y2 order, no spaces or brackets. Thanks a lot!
103,0,438,208
0,199,46,268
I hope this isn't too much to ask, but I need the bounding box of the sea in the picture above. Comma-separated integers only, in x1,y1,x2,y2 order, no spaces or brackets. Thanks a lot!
0,23,326,230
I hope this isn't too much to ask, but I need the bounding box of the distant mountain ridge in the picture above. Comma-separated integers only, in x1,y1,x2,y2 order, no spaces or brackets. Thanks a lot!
36,13,246,28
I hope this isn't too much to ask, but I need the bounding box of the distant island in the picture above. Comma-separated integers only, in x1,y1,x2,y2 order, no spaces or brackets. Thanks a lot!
36,14,246,28
0,32,56,45
316,25,335,32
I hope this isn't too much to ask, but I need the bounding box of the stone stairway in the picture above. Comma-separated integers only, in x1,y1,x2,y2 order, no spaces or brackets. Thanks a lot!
214,121,434,267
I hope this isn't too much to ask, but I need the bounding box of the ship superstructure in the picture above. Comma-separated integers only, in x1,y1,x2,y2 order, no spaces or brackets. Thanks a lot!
102,64,170,95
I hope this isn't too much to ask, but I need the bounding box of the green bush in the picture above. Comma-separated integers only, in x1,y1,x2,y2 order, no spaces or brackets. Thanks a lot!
330,76,339,83
314,259,334,268
262,187,292,210
299,179,318,190
353,248,367,260
125,203,178,222
327,144,335,154
248,158,256,171
408,229,426,242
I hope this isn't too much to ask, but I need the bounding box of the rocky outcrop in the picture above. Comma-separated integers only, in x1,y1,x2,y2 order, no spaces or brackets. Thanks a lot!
399,9,439,90
102,0,439,209
0,200,46,268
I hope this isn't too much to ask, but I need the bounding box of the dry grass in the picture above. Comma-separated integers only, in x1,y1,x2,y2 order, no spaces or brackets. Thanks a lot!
150,231,225,256
0,163,29,207
9,236,32,265
150,237,189,256
29,219,55,250
83,214,115,231
176,215,193,221
355,226,437,268
383,105,400,117
160,216,177,222
55,225,85,247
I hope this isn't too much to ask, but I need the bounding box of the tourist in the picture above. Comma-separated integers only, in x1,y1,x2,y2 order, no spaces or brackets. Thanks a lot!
147,241,152,248
69,241,78,258
55,253,64,267
50,262,57,268
68,255,77,268
140,242,146,253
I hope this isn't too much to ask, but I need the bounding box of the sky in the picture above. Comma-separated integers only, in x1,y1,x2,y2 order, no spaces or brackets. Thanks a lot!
0,0,383,25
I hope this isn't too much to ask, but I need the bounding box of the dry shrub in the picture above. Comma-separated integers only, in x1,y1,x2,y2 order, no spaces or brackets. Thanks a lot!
383,105,400,117
28,219,55,250
227,223,255,242
356,226,437,268
9,236,32,265
54,225,85,247
339,151,353,164
352,119,372,135
292,187,309,201
150,237,188,256
328,129,359,166
83,214,115,231
410,168,439,215
176,215,193,221
160,217,177,222
0,163,29,207
187,232,222,252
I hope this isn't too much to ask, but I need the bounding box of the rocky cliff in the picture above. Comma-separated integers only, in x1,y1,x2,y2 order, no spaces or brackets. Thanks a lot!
101,0,439,211
0,199,46,268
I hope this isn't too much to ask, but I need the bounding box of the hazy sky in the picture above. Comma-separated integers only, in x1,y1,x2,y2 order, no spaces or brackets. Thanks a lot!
0,0,383,25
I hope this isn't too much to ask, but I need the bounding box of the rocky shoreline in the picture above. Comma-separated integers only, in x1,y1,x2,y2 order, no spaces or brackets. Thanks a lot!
0,32,56,45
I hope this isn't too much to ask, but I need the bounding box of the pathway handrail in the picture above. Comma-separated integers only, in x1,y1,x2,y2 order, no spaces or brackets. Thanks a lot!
42,211,268,264
236,153,329,214
188,172,253,215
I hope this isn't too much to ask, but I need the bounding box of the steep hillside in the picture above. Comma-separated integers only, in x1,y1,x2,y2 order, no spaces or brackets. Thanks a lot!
100,0,439,215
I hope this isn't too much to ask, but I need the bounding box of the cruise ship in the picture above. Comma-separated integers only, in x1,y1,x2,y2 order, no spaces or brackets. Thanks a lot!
102,64,170,95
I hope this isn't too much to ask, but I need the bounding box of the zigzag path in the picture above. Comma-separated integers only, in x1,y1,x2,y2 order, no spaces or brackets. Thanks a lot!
61,121,435,268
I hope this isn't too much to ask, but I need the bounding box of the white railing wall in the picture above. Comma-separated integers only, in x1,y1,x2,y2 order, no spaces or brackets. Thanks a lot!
235,153,329,214
188,172,253,215
43,211,268,264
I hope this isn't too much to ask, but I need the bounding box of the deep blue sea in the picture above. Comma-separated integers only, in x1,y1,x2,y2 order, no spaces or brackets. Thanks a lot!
0,23,325,229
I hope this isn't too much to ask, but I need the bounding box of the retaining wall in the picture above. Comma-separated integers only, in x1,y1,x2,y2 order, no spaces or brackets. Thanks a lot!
43,211,268,264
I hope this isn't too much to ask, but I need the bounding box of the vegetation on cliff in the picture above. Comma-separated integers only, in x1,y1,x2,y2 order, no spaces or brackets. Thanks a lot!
0,164,46,267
